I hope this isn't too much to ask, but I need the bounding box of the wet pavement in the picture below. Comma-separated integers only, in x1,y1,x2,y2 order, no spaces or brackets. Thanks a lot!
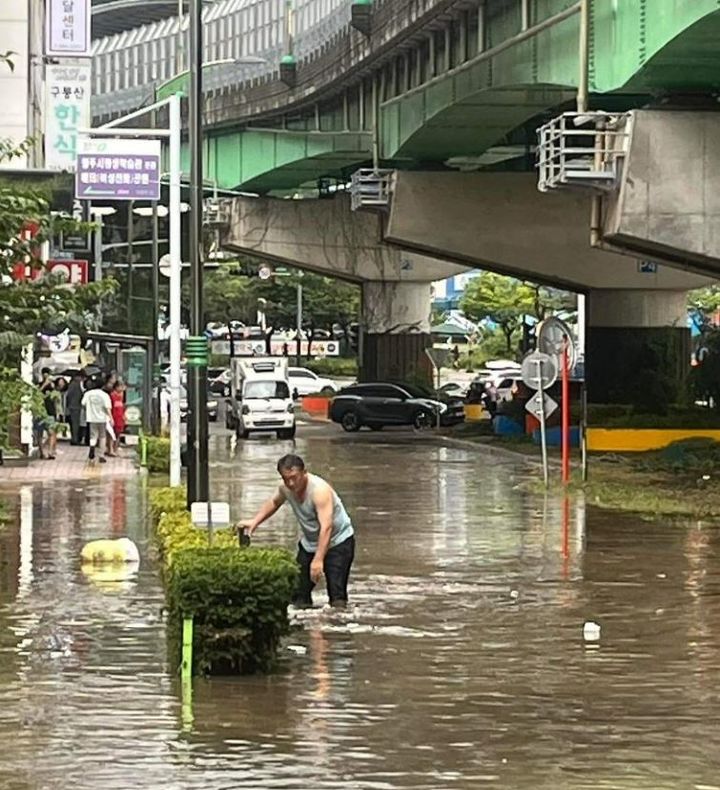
1,424,720,789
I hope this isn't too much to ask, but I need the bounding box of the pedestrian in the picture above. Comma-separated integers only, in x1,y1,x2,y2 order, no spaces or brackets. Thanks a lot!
81,380,112,463
65,372,84,445
239,454,355,609
38,368,58,460
54,376,68,438
110,381,126,455
102,373,117,456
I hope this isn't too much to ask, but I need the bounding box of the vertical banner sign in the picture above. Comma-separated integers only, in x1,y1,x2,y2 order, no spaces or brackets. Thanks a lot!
45,62,91,171
75,138,162,201
46,0,92,58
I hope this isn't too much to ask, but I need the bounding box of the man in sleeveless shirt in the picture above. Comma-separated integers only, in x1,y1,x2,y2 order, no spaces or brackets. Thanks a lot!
240,454,355,608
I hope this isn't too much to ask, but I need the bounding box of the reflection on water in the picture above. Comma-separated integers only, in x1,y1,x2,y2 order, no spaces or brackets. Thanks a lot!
1,432,720,789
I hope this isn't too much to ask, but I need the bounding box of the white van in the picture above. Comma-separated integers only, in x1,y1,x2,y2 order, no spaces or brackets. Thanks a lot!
227,358,296,439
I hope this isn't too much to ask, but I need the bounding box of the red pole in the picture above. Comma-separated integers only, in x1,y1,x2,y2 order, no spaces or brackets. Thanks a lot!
561,338,570,484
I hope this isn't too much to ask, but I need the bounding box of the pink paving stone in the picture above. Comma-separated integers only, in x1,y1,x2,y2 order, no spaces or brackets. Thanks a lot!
0,442,140,484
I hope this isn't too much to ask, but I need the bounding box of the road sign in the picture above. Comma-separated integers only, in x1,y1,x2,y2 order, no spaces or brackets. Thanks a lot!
525,390,558,421
536,316,576,372
258,265,273,280
521,351,557,390
75,138,162,201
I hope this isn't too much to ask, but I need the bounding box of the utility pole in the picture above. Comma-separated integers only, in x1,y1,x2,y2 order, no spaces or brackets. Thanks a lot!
151,201,160,434
187,0,209,506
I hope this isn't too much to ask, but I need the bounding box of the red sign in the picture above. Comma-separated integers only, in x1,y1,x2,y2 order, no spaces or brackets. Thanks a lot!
12,259,89,285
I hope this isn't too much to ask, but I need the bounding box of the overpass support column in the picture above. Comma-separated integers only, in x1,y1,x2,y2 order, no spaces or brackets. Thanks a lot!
587,290,690,409
361,281,433,384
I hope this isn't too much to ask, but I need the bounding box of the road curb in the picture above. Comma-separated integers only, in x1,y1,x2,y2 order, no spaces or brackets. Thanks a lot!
439,435,562,467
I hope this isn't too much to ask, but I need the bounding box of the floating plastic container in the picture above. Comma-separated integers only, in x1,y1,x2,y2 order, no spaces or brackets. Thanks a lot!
583,621,601,642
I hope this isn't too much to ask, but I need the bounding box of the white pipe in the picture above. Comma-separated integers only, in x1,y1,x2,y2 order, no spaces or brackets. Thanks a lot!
169,92,183,487
577,292,586,360
577,0,589,113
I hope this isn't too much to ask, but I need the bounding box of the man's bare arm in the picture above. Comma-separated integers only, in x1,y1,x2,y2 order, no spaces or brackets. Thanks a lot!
311,485,334,567
240,488,286,534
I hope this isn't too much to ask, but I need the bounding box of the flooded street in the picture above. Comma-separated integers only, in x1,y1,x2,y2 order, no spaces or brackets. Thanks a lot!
1,426,720,789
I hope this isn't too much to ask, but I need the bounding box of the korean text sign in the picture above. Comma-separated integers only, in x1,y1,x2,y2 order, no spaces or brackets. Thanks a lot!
75,138,162,201
46,0,91,58
45,62,91,171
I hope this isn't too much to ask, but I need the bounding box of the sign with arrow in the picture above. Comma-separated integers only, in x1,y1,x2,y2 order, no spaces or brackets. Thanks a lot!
75,137,161,201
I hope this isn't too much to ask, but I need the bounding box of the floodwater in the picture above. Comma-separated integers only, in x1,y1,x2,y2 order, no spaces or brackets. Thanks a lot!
1,426,720,789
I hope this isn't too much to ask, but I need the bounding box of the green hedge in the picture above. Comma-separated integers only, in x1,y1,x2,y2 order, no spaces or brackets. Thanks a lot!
306,357,357,376
144,436,170,473
585,404,720,429
167,547,298,675
149,485,187,524
148,487,297,675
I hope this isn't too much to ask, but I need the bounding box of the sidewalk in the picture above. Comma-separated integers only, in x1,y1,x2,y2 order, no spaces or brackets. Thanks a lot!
0,443,140,484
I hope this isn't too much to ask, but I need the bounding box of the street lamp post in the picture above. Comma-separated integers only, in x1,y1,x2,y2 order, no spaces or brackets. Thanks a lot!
81,94,184,488
187,0,209,507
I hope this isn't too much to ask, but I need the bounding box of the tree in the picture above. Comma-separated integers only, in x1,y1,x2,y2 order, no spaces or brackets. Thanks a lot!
222,267,359,358
460,273,536,354
460,272,575,355
688,285,720,331
0,67,117,446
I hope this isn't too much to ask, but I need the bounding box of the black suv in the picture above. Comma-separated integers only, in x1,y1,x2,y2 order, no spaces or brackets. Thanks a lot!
329,382,465,432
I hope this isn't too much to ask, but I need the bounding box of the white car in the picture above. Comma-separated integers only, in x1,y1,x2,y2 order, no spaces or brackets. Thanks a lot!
288,367,339,398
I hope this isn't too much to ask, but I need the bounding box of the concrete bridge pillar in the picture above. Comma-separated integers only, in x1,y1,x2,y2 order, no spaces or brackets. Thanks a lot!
361,281,433,383
222,195,464,386
586,289,690,409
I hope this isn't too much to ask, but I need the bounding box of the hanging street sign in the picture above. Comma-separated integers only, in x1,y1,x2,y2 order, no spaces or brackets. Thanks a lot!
75,138,162,201
46,0,92,58
521,351,557,390
45,62,91,171
525,390,559,421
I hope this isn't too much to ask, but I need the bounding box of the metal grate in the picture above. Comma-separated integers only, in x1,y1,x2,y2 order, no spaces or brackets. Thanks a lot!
537,112,630,193
203,198,231,227
350,169,395,211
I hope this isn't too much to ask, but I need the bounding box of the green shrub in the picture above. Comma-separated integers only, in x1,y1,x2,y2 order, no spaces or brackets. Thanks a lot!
635,438,720,475
155,509,237,565
586,404,720,429
145,436,170,473
149,485,188,524
166,547,298,675
306,357,357,377
151,503,297,675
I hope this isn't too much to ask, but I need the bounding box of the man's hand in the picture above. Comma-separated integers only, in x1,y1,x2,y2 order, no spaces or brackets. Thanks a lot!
237,520,255,535
310,557,324,584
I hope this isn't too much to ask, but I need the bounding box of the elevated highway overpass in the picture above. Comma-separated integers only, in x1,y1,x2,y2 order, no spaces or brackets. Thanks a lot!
92,0,720,393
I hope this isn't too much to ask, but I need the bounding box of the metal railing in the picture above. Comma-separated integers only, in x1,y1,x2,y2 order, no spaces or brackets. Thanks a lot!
537,112,630,193
350,168,395,211
91,0,352,117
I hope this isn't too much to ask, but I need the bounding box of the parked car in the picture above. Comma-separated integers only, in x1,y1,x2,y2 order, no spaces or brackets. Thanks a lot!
288,366,338,398
173,385,218,422
329,382,465,432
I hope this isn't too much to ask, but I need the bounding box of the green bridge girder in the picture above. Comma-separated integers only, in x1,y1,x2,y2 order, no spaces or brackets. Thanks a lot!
381,2,720,162
196,1,720,193
183,129,372,193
